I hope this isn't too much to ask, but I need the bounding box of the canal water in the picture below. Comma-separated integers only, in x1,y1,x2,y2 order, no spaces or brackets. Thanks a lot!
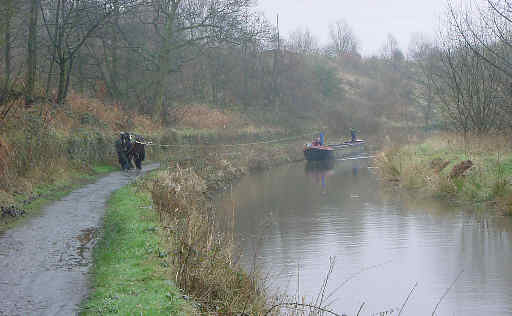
215,160,512,316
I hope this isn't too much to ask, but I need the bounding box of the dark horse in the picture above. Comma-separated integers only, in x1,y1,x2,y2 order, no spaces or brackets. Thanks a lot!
127,134,146,170
115,133,146,170
115,132,132,170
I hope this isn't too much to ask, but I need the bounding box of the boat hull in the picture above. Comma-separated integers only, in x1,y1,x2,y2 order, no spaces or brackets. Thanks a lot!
304,147,335,161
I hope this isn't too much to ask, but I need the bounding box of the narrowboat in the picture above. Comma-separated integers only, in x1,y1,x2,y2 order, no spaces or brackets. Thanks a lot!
303,144,335,161
304,139,366,161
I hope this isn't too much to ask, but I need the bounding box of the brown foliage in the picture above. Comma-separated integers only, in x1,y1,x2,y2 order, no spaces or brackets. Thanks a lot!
151,165,267,315
449,160,473,179
0,136,11,182
171,105,246,129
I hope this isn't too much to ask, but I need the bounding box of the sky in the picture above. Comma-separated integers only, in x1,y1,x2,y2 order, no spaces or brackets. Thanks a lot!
254,0,450,56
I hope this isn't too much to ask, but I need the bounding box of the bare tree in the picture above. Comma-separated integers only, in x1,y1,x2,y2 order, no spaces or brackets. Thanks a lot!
381,33,404,62
327,19,359,57
447,0,512,80
40,0,137,104
0,0,19,98
409,33,440,128
430,0,512,132
119,0,261,115
26,0,40,104
435,35,505,134
287,27,319,55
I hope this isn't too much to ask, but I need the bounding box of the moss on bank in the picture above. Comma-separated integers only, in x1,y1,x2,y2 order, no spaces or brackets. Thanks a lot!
81,183,192,315
376,133,512,214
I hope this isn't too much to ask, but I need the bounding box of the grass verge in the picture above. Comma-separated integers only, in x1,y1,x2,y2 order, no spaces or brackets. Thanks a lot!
376,133,512,214
81,181,191,315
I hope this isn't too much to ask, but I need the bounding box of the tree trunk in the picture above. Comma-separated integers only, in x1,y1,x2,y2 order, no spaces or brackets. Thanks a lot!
56,60,66,104
153,4,178,119
3,21,11,95
45,47,56,96
45,49,56,96
45,0,61,97
77,53,85,93
55,0,66,105
26,0,40,105
111,0,120,99
63,56,74,101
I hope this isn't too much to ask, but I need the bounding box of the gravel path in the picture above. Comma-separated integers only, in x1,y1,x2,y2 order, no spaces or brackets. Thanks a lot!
0,164,159,316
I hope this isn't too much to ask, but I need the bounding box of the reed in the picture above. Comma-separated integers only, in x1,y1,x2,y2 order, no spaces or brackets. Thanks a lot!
151,164,269,315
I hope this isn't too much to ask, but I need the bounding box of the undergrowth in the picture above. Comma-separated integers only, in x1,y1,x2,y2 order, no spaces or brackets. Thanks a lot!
0,93,165,206
376,133,512,213
151,159,270,315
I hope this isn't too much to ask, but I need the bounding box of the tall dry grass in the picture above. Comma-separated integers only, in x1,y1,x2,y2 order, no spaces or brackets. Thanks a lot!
0,94,165,201
376,133,512,210
2,114,115,187
152,165,269,315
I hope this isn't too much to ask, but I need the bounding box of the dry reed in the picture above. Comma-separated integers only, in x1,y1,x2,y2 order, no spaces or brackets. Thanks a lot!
152,164,268,315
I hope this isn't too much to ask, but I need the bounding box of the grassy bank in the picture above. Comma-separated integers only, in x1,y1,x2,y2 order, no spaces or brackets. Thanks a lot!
81,142,308,315
376,133,512,214
151,149,282,315
0,94,165,229
81,180,193,315
149,141,342,315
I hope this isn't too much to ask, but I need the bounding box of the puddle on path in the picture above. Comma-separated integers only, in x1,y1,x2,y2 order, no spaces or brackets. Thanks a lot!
0,163,160,316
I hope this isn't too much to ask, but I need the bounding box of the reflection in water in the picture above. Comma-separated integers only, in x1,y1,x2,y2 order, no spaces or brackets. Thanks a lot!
305,161,335,194
216,160,512,315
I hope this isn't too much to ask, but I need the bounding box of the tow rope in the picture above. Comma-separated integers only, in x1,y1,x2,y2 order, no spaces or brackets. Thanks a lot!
144,131,319,148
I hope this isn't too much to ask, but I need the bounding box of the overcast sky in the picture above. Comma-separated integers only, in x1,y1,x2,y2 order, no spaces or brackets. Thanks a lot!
254,0,450,56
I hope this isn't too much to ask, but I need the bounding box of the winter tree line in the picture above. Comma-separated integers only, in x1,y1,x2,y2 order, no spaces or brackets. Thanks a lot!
0,0,354,123
409,0,512,134
2,0,511,134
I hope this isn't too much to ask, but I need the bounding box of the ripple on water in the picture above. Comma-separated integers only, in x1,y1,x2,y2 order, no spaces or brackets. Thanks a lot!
216,161,512,316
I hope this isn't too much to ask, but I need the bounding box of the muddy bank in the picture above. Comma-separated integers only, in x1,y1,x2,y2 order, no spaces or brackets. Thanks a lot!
0,164,158,316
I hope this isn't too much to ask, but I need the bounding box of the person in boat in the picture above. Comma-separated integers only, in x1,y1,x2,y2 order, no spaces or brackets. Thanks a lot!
311,133,325,146
350,128,357,142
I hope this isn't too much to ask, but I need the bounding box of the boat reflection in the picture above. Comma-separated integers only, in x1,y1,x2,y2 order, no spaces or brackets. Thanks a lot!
304,160,335,194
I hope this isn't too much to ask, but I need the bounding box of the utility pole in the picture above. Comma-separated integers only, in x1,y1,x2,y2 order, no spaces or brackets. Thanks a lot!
26,0,40,105
272,14,280,113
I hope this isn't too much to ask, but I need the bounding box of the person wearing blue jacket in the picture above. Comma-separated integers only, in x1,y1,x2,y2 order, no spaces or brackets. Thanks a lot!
350,128,357,142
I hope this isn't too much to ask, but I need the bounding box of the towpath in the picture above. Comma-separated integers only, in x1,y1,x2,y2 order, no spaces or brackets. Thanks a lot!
0,164,159,316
